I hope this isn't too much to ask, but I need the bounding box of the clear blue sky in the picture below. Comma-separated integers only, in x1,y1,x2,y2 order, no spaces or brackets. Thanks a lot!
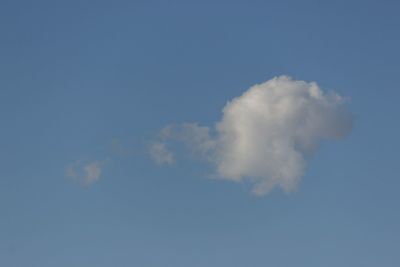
1,1,400,266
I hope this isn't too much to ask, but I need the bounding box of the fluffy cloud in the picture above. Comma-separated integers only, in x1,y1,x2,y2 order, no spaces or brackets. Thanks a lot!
66,160,104,186
151,76,353,196
149,142,175,165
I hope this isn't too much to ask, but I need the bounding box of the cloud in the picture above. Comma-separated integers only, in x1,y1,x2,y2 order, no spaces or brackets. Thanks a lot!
66,160,104,186
151,76,353,196
149,142,175,165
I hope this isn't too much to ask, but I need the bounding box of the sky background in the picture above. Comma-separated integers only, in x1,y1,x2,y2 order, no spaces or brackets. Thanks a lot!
1,1,400,266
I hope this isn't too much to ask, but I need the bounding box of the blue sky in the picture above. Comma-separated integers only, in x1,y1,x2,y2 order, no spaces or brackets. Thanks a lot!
1,1,400,266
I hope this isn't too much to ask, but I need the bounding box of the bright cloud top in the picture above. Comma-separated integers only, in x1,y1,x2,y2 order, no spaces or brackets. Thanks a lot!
151,76,353,195
66,160,104,186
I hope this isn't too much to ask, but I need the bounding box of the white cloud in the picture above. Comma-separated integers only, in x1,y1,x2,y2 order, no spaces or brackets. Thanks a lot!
149,142,175,165
66,160,104,186
152,76,353,196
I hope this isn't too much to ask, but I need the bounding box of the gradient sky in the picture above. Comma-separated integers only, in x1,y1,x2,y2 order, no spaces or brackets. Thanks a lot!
1,1,400,266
